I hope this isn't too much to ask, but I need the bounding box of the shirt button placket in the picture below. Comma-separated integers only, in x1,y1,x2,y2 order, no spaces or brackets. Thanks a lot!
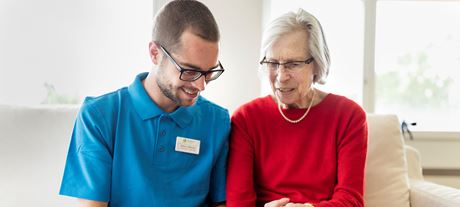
158,130,166,153
157,115,170,155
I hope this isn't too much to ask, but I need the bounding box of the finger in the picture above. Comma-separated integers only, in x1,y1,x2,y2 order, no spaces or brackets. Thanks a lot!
267,198,290,207
285,203,308,207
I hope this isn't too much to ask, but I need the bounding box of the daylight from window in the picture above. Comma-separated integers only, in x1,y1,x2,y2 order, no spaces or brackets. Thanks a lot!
375,1,460,131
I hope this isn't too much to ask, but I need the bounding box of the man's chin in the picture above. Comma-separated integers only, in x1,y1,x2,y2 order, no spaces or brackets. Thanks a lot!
178,90,200,106
179,97,198,107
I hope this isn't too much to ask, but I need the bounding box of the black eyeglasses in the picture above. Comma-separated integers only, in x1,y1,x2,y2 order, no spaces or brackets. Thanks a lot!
159,45,225,82
259,56,314,71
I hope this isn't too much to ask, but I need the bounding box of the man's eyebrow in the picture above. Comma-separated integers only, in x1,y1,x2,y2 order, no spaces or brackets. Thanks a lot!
180,62,202,69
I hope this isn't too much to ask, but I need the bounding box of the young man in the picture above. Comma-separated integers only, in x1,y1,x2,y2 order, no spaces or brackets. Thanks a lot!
59,1,229,206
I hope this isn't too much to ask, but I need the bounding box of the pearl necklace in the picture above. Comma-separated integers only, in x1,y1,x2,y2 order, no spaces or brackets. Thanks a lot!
277,88,316,124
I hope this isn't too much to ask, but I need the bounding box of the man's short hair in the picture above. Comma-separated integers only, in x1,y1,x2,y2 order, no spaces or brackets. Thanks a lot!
152,0,220,52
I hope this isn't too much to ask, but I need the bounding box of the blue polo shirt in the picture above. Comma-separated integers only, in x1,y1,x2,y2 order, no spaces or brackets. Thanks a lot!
60,72,230,206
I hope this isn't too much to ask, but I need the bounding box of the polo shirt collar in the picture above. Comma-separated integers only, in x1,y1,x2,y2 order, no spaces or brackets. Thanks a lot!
169,101,197,128
128,72,197,128
128,72,163,120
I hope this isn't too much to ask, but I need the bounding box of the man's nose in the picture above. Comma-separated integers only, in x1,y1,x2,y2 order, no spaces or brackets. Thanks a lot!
192,75,207,91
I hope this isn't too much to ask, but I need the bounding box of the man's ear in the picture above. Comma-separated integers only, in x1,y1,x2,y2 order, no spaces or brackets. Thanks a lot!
149,42,161,65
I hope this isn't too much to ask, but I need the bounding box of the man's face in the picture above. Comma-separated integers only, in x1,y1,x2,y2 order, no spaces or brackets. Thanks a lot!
155,30,220,107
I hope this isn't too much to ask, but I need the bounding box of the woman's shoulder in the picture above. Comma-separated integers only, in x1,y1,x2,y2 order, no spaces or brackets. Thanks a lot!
323,93,362,108
320,93,366,116
238,95,273,108
232,95,275,117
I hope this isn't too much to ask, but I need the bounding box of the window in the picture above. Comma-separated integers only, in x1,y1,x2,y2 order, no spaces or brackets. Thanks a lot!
267,0,460,133
375,1,460,132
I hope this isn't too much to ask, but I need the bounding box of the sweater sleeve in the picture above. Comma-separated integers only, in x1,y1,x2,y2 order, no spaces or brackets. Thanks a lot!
226,109,257,207
315,109,368,207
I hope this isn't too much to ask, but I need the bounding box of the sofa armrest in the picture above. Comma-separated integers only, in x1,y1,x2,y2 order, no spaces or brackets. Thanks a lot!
410,180,460,207
404,145,424,180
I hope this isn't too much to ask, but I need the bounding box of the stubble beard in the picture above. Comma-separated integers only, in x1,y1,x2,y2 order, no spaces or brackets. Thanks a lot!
156,64,183,107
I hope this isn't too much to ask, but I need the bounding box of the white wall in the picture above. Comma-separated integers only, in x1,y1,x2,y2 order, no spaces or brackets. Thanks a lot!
0,0,262,113
0,0,153,105
197,0,263,112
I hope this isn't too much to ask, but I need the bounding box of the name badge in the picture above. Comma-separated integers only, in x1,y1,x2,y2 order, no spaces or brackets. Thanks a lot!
175,136,200,155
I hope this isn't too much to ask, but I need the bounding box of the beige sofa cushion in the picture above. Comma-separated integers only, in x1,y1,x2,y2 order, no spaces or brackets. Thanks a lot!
405,145,424,180
410,180,460,207
364,114,410,207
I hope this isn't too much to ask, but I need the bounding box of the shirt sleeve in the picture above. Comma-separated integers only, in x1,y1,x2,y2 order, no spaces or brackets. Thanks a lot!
314,108,368,207
226,109,257,207
209,111,231,203
59,100,113,202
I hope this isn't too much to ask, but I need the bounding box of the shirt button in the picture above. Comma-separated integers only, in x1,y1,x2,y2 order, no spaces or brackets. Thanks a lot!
159,130,166,137
158,146,165,152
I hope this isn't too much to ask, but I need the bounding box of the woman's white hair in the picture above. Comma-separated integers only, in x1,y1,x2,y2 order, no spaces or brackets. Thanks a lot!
260,8,330,84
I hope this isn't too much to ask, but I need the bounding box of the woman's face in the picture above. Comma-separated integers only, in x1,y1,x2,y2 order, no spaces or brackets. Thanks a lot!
266,30,316,108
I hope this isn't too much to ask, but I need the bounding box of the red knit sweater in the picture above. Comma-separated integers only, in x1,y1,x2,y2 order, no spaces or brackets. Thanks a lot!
226,94,368,207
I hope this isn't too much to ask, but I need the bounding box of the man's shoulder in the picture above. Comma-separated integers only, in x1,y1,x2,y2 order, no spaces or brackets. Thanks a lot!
195,96,229,116
79,87,129,117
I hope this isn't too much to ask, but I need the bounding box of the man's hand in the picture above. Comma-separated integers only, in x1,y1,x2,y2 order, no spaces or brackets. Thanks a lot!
77,199,108,207
264,198,290,207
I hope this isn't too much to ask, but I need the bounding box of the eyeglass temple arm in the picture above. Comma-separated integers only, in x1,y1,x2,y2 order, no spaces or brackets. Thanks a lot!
259,56,266,65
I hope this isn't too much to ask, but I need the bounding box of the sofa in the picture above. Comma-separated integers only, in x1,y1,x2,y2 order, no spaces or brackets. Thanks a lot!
0,105,459,206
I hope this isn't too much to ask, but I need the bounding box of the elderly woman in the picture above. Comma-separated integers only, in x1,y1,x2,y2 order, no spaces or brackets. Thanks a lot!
226,9,368,207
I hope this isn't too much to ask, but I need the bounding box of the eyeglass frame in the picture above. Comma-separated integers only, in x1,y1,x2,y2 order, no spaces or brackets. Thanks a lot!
158,44,225,82
259,56,315,71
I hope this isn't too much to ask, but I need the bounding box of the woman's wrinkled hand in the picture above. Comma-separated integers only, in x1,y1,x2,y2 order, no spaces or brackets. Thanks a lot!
264,198,290,207
285,202,314,207
265,198,314,207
